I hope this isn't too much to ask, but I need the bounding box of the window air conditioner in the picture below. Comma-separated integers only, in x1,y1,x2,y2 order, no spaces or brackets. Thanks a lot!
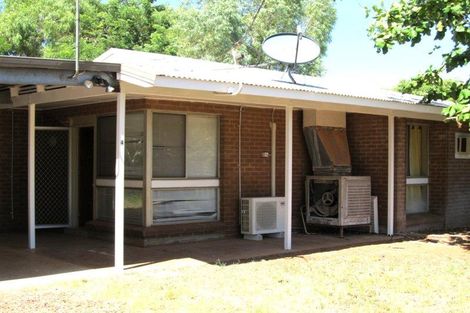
240,197,285,240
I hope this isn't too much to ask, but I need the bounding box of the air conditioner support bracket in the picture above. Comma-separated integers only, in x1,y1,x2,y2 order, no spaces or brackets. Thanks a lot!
243,234,263,241
265,232,284,238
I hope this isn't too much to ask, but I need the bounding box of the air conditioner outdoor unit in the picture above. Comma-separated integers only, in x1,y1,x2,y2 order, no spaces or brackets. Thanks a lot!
305,176,371,237
240,197,285,240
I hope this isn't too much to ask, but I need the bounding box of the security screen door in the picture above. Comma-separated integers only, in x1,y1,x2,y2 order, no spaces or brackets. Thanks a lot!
35,128,70,227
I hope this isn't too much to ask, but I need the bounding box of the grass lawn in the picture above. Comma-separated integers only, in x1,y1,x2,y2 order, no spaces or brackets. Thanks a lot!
0,237,469,313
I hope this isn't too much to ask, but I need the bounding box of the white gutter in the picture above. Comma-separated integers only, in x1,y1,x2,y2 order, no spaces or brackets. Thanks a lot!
147,76,444,117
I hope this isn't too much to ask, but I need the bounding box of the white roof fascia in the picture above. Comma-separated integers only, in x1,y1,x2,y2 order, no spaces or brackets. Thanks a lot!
11,86,108,108
119,64,156,88
119,81,444,121
152,75,443,117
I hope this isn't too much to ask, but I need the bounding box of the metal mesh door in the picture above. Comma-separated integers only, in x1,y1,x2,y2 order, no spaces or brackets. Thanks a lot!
36,128,70,227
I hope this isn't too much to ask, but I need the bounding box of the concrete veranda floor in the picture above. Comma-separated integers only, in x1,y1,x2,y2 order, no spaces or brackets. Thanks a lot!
0,230,397,282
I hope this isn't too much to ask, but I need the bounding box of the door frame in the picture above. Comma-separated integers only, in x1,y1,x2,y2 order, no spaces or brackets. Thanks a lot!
70,116,96,228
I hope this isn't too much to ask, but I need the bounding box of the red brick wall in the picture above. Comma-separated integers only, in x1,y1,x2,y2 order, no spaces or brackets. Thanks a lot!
427,121,448,216
394,118,407,232
4,101,469,236
347,115,454,233
38,99,310,238
446,124,470,228
0,109,28,232
346,113,389,231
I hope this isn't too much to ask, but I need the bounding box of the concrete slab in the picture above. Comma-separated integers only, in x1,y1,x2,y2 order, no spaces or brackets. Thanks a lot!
0,230,398,282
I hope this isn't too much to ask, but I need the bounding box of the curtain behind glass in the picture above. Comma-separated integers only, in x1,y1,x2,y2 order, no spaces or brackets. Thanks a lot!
153,113,186,177
408,125,422,176
187,115,218,177
406,125,428,213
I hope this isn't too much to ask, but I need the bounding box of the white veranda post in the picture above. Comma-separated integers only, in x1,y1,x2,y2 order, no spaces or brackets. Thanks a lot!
115,93,126,269
284,106,293,250
28,103,36,249
387,114,394,236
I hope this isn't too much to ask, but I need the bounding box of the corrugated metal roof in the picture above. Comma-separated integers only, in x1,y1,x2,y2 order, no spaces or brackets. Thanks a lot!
96,48,448,108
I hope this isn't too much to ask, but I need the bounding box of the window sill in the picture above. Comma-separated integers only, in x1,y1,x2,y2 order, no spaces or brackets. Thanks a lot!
152,218,219,226
151,179,219,188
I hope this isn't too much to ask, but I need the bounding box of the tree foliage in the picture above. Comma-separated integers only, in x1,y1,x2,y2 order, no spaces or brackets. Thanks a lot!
396,77,463,98
367,0,470,127
170,0,336,75
0,0,335,76
0,0,174,59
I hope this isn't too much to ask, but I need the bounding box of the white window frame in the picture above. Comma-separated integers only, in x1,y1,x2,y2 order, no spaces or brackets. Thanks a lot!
406,123,430,214
95,110,146,225
152,111,220,180
455,132,470,159
151,187,220,224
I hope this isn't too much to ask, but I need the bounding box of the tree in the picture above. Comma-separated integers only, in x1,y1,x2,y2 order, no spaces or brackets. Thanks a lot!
0,0,335,76
367,0,470,127
396,77,463,97
0,0,174,59
169,0,336,76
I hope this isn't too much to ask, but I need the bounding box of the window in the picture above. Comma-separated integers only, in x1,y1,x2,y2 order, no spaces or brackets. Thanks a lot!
152,112,219,223
406,124,429,214
153,113,186,177
97,112,145,179
153,113,218,178
152,188,218,222
455,133,470,159
96,187,143,225
97,116,115,178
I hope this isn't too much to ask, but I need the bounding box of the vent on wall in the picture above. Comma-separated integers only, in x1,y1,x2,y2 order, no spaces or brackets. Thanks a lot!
12,85,67,96
18,85,37,95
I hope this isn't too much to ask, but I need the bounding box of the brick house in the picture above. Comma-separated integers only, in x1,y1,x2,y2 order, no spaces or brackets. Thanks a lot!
1,49,469,267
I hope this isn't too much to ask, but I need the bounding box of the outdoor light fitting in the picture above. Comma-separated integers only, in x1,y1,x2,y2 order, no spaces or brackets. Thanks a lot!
83,79,93,89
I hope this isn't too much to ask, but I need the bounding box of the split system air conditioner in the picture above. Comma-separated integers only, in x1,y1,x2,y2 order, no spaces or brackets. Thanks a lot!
240,197,285,240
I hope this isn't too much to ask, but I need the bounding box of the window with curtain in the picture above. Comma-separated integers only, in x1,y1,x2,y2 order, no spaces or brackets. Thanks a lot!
152,188,218,222
152,113,218,178
406,124,429,214
152,112,219,223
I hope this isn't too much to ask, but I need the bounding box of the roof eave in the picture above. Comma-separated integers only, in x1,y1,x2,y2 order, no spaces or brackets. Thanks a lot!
0,55,121,73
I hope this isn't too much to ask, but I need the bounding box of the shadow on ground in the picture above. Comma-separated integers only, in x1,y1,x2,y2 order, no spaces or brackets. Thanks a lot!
423,230,469,251
0,228,396,282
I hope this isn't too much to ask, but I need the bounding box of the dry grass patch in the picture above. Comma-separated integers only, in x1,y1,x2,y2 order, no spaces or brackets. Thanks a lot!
1,240,469,313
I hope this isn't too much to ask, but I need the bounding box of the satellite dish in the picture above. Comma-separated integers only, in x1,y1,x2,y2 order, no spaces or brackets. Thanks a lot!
262,32,320,64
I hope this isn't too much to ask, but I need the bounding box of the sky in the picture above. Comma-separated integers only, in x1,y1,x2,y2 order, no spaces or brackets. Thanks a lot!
161,0,469,90
322,0,468,90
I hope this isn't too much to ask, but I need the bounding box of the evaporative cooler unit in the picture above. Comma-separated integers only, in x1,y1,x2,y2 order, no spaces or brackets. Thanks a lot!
303,127,371,237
